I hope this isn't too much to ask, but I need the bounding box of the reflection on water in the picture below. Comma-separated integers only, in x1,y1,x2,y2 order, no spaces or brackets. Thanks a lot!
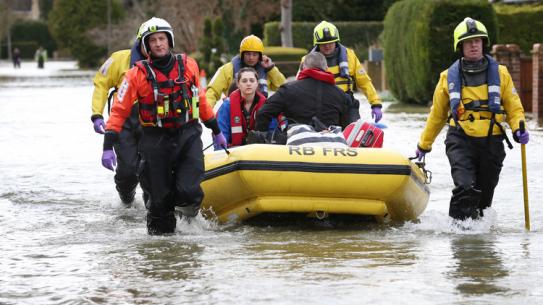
136,240,203,281
448,236,509,296
237,227,418,286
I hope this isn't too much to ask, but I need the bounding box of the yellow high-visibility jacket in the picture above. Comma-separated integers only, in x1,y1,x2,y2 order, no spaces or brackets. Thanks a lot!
91,49,131,117
301,47,381,107
205,62,286,108
418,65,525,151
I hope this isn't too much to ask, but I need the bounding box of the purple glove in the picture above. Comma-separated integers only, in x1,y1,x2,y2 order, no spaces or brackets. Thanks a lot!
101,149,117,171
371,107,383,123
515,130,529,145
93,118,106,134
212,132,227,150
415,148,426,161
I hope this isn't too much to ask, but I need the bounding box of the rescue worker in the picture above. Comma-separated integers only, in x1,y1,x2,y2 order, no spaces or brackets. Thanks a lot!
256,52,352,131
12,48,21,69
101,17,227,235
206,35,286,108
415,17,529,221
91,22,146,206
302,21,383,123
216,67,270,147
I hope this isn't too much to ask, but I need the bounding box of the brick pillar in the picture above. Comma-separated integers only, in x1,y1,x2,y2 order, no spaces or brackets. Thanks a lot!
506,44,522,91
532,43,543,127
492,44,511,66
492,44,522,90
381,61,387,91
364,60,383,91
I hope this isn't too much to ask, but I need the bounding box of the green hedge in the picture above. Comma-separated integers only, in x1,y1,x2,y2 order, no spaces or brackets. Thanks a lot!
263,21,383,52
10,19,56,59
4,41,39,59
495,3,543,54
264,46,308,76
383,0,498,104
264,46,307,62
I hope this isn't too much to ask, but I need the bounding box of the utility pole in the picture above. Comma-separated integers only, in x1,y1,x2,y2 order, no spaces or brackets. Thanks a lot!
107,0,111,54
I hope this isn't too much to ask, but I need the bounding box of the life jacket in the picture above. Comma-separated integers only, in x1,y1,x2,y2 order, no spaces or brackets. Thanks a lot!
311,43,351,90
447,55,512,149
447,54,501,121
229,89,267,146
135,54,199,128
232,55,269,97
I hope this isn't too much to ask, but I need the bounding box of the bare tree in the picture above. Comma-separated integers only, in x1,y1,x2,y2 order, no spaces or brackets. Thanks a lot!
89,0,280,56
280,0,292,47
218,0,280,34
151,0,217,53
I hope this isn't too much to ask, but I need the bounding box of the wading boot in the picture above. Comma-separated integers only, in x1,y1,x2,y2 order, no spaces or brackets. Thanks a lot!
449,186,482,221
176,204,200,223
117,187,135,207
146,211,176,235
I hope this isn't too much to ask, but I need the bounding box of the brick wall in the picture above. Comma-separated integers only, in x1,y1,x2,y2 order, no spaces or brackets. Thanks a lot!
492,44,522,93
492,44,538,120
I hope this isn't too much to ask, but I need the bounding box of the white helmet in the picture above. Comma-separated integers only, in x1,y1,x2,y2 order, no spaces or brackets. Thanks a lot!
138,17,174,55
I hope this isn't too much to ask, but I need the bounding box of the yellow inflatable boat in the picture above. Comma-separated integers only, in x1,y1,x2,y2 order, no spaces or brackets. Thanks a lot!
201,144,430,224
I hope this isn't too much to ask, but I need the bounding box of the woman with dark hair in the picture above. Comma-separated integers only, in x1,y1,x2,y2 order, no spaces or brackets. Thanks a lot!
216,67,272,148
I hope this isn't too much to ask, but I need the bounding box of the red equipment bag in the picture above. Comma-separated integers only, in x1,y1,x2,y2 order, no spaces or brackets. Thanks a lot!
343,119,384,148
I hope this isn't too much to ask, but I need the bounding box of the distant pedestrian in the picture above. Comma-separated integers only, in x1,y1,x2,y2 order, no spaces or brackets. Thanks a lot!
35,46,47,69
12,48,21,69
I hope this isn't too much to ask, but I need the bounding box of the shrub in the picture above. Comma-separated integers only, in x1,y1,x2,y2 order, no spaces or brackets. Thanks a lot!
383,0,498,104
264,46,307,62
9,41,39,59
495,3,543,54
48,0,123,67
265,46,308,76
198,17,228,76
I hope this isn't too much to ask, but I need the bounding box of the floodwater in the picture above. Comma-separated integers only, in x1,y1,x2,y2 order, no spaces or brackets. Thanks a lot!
0,61,542,305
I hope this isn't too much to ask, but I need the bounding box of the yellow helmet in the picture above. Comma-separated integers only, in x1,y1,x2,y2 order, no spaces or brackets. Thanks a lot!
313,21,340,45
239,35,264,55
453,17,489,51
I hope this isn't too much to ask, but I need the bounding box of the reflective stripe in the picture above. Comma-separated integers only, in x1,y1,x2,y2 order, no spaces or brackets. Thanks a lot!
258,79,267,85
99,57,113,75
339,62,349,69
449,92,461,99
231,126,243,133
488,85,500,93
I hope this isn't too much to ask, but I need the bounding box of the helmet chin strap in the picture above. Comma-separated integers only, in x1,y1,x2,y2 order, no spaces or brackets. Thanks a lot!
461,56,488,74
